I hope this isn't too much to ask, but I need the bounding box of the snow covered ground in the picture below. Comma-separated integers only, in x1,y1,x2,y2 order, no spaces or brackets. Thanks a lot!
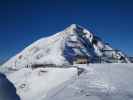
45,64,133,100
2,63,133,100
7,67,77,100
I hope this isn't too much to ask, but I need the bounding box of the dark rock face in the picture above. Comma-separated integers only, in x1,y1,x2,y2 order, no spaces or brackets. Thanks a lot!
63,25,131,64
0,73,20,100
63,25,96,64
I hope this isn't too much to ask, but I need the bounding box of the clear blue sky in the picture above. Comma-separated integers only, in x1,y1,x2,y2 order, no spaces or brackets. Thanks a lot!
0,0,133,62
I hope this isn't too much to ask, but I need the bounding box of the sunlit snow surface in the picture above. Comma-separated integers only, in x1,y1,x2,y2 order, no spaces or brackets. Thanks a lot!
7,67,77,100
45,64,133,100
2,64,132,100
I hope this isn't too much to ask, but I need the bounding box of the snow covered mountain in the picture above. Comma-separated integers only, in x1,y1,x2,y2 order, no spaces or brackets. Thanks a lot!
0,24,133,100
1,24,131,72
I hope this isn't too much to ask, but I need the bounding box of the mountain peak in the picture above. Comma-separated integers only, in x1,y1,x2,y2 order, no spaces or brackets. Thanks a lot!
67,24,84,30
69,24,77,28
64,24,88,37
2,24,131,72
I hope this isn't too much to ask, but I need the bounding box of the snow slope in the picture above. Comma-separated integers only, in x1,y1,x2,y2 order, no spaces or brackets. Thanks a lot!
4,63,133,100
45,64,133,100
1,24,131,73
7,67,77,100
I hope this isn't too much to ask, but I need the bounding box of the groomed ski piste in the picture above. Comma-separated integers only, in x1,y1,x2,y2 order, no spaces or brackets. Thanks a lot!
0,24,133,100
